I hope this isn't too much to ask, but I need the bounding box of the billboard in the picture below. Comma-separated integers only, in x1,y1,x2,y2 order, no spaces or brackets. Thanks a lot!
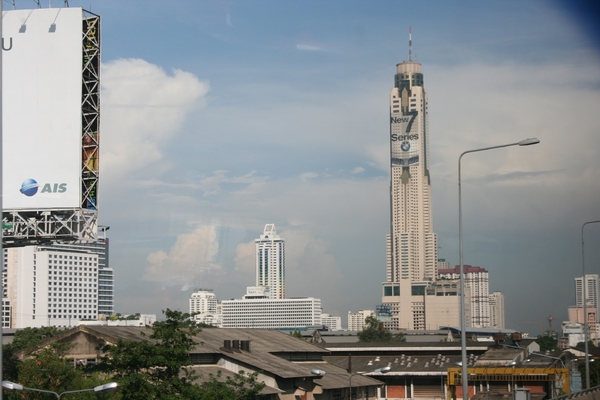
376,304,392,322
2,8,83,209
390,111,419,167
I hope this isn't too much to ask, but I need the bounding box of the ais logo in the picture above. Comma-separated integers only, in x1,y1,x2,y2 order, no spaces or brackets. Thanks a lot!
20,179,67,197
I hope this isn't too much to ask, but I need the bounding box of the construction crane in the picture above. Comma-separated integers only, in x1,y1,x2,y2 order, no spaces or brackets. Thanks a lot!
525,321,545,337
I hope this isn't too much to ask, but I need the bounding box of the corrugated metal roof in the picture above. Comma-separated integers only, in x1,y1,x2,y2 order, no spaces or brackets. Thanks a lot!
293,362,384,389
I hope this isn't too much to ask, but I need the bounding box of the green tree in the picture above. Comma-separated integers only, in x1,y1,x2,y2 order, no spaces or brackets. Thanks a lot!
289,330,304,339
96,309,202,399
9,326,64,353
576,340,597,349
197,370,266,400
578,358,600,388
2,326,65,383
536,335,558,352
358,316,406,342
13,347,106,400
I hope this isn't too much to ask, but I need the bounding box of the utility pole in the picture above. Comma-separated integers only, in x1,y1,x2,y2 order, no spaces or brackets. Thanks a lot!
547,315,554,339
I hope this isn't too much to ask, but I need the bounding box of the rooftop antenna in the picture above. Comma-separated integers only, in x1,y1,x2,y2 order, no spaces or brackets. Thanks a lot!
409,26,413,62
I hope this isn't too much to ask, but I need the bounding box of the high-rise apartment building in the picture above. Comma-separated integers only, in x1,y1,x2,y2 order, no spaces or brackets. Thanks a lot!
489,291,505,329
438,265,490,328
575,274,600,309
348,310,375,331
255,224,285,299
189,289,221,326
190,289,218,315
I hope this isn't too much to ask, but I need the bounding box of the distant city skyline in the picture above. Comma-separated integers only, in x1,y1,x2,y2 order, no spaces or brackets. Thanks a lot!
4,0,596,331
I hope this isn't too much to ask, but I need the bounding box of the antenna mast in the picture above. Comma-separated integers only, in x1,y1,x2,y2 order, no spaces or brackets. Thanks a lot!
409,26,412,61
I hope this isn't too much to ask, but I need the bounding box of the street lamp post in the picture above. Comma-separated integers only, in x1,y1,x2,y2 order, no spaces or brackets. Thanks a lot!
311,366,391,400
582,220,600,390
2,381,118,399
458,138,540,400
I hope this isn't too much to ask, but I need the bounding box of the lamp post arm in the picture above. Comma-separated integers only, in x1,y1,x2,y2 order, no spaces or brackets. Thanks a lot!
17,387,60,399
529,352,566,368
57,388,98,399
582,220,600,390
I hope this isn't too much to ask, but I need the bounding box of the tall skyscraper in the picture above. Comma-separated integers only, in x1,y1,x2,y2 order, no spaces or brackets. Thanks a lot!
255,224,285,299
382,34,442,330
387,53,437,284
575,274,600,309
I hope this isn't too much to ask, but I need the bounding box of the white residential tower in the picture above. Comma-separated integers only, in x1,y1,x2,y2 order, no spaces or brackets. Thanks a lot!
255,224,285,299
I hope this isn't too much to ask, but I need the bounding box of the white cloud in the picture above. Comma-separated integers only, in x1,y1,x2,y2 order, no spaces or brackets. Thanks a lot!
234,240,255,274
101,58,209,179
199,170,268,197
296,44,325,52
300,172,319,181
143,224,222,285
352,166,365,174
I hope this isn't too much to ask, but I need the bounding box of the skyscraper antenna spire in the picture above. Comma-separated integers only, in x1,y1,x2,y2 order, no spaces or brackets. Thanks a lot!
409,26,412,61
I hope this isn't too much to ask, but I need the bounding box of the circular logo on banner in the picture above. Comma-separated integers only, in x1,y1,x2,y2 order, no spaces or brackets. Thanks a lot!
401,141,411,152
20,179,39,197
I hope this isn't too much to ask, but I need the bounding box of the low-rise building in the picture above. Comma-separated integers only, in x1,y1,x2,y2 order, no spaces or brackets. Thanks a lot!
321,313,342,331
221,295,322,329
19,325,384,399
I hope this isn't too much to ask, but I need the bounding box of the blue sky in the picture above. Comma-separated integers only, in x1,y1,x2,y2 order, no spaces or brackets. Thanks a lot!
12,0,600,332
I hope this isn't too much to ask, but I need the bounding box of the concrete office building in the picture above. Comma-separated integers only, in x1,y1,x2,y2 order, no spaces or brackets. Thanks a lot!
46,235,114,317
438,265,490,328
2,232,113,329
321,313,342,331
4,246,100,328
221,294,321,330
188,288,337,331
255,224,285,299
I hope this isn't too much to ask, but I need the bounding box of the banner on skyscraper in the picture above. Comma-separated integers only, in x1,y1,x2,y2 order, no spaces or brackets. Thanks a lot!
2,8,83,209
390,111,419,167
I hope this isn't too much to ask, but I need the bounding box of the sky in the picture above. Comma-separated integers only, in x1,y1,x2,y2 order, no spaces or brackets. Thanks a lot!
9,0,600,332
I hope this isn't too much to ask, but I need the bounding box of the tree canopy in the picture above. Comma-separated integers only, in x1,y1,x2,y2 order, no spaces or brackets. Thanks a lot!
2,310,266,399
95,309,266,399
358,315,406,342
535,335,558,352
95,309,202,399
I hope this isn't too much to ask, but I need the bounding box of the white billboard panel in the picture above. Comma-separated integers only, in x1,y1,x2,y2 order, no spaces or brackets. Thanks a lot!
390,111,420,167
2,8,82,209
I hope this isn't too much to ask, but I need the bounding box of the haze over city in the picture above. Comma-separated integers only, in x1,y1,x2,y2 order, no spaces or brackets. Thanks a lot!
25,0,599,331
